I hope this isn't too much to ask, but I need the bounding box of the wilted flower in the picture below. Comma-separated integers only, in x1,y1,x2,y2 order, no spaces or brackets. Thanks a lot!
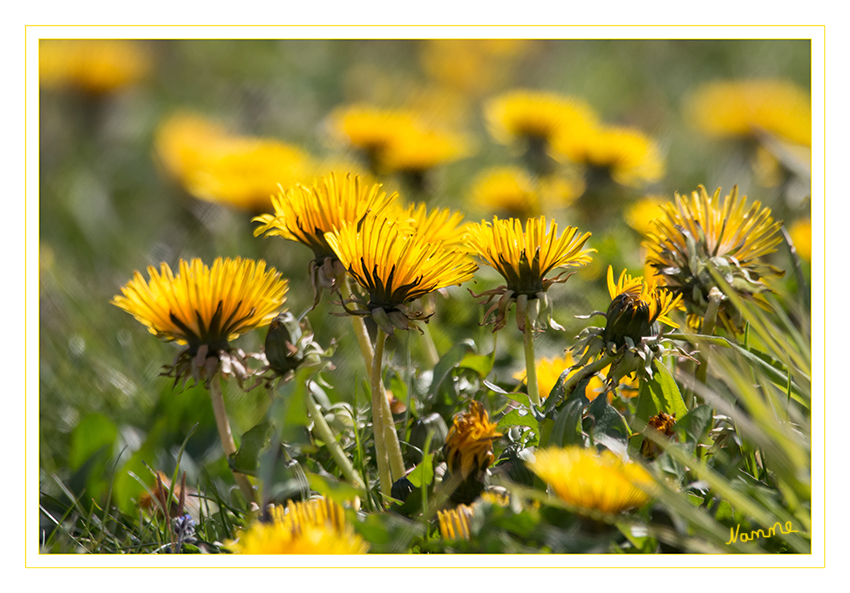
685,79,811,147
603,266,684,348
528,447,654,515
466,216,594,332
111,257,287,383
324,212,478,334
644,185,784,333
226,498,368,554
443,401,501,504
640,412,677,460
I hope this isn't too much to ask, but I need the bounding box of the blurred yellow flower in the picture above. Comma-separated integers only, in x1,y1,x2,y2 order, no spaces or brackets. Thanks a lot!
227,498,368,554
444,400,501,481
514,350,638,402
154,113,315,212
324,212,478,332
624,195,670,236
788,218,811,262
552,125,665,187
437,504,475,541
420,39,532,97
470,167,540,218
686,79,811,147
39,39,151,94
379,126,470,175
485,89,598,147
528,447,654,515
111,257,287,353
644,185,784,332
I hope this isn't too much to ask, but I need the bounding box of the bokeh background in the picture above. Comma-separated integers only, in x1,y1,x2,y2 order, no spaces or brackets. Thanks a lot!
38,39,811,535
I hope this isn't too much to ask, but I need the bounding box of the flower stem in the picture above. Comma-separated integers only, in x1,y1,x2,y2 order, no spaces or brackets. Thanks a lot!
560,354,614,400
420,323,440,368
208,377,255,504
523,316,541,407
372,329,406,496
695,288,724,387
304,390,365,489
371,329,392,499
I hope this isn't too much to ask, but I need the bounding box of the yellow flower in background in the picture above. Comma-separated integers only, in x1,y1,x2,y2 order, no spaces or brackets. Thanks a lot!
394,202,470,252
685,79,811,147
485,89,598,147
788,218,811,263
552,125,665,188
444,401,502,480
514,350,638,402
227,498,368,554
111,257,288,353
437,504,475,541
327,104,419,166
379,126,470,175
644,185,784,333
624,196,670,236
39,39,151,94
528,447,654,515
154,113,315,212
254,173,397,262
469,167,540,218
324,212,478,332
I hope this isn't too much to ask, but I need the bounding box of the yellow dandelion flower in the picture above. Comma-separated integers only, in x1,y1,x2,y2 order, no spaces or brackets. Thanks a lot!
644,185,784,333
254,172,398,274
227,498,368,554
686,79,811,147
485,89,598,146
327,104,419,167
39,39,151,94
394,202,470,252
154,112,230,182
380,126,470,175
111,257,287,353
466,216,593,331
552,125,665,188
420,39,532,97
624,195,670,236
437,504,475,541
528,446,654,515
324,212,478,333
469,167,540,218
444,401,502,481
788,218,811,263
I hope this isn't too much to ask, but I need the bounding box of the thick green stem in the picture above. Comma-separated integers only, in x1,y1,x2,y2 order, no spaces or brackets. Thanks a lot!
561,354,615,400
371,330,392,499
208,377,255,504
420,323,440,368
373,329,406,486
523,317,541,407
304,391,365,489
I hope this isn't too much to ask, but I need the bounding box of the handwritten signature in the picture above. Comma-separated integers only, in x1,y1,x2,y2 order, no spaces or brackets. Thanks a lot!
726,521,798,545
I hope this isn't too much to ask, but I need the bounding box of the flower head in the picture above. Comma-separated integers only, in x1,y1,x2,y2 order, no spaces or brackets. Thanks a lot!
254,173,398,296
444,400,502,482
379,127,469,175
227,498,368,554
603,266,684,347
644,185,784,332
685,79,811,147
624,195,670,236
324,213,478,333
39,39,151,95
394,202,471,252
466,216,594,331
640,412,677,460
788,218,811,263
485,89,597,147
469,167,540,218
552,125,665,188
112,258,287,384
528,447,654,515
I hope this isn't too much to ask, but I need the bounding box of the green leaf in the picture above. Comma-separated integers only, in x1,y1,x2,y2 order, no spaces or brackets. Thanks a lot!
549,397,586,448
635,361,688,422
229,421,272,476
585,395,630,456
458,352,494,377
497,408,539,434
428,340,476,399
676,405,713,447
407,452,434,489
69,413,117,470
306,472,362,503
484,380,530,407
